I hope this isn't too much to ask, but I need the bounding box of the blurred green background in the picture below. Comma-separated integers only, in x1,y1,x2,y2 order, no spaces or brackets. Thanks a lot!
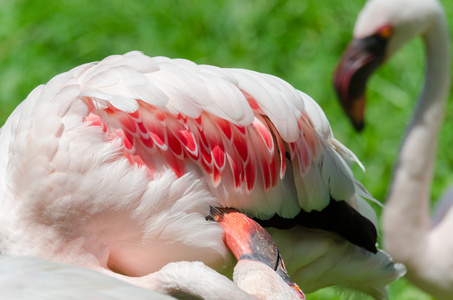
1,0,452,299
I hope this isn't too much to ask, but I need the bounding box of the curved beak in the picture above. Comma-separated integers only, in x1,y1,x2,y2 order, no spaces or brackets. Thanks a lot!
333,34,388,131
211,208,305,299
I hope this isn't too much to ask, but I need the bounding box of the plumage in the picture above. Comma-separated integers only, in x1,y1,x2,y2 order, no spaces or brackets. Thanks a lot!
334,0,452,298
0,51,403,298
268,227,402,299
2,255,302,300
0,255,176,300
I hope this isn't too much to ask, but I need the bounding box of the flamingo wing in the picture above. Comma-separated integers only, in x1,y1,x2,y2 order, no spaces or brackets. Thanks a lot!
1,51,378,259
69,52,378,250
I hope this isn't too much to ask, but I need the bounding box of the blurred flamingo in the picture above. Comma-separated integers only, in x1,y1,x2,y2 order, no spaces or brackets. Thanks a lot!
334,0,452,298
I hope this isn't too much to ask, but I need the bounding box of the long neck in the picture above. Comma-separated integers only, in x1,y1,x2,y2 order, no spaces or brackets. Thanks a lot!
383,15,451,258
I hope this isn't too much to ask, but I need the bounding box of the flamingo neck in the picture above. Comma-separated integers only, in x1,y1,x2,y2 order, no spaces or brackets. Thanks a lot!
383,14,451,260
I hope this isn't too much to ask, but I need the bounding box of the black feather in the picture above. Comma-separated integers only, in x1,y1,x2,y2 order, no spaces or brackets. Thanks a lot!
254,198,378,254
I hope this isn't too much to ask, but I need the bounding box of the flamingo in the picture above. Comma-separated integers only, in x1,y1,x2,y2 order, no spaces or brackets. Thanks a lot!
0,51,403,298
334,0,452,298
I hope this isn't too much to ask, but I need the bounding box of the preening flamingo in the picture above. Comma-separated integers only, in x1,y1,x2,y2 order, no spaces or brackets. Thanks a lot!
334,0,452,298
0,51,403,298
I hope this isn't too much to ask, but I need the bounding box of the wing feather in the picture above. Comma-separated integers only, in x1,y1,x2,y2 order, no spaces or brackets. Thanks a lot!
69,52,374,227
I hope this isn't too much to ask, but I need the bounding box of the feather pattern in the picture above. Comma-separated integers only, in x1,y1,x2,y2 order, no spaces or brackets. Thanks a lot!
75,52,375,221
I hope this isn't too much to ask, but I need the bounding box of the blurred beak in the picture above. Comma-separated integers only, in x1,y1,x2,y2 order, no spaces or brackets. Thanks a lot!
333,34,388,131
211,207,305,299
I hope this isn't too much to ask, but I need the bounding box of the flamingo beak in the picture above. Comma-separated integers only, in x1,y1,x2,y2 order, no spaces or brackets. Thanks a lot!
211,208,305,299
333,33,389,131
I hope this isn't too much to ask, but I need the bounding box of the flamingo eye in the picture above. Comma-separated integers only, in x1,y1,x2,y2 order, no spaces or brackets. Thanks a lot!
378,25,393,39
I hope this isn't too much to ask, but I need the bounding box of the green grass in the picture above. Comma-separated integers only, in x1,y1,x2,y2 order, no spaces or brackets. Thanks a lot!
1,0,452,298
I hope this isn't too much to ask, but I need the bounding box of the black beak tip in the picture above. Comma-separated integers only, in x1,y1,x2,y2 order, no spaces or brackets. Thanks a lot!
353,120,365,132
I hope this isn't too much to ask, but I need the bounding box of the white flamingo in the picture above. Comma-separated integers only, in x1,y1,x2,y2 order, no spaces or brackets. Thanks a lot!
0,51,403,298
334,0,452,298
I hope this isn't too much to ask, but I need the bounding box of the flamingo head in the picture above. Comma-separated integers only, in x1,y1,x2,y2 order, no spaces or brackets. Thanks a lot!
211,207,305,299
333,0,444,131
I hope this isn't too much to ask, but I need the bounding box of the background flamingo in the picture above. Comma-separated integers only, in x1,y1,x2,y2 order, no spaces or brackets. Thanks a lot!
334,0,452,298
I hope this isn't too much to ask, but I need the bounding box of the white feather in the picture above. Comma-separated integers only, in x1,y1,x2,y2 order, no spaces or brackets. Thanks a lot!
0,255,175,300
